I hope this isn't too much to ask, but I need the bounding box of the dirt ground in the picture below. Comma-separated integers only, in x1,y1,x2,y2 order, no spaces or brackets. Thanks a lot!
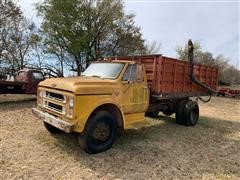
0,96,240,179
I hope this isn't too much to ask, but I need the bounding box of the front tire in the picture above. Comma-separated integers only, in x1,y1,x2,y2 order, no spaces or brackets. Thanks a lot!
79,111,117,154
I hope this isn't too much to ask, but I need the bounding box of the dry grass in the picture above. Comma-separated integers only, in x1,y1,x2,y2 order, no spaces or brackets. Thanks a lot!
0,97,240,179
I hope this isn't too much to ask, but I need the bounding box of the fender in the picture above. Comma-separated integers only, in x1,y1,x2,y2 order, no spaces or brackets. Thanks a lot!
74,95,125,132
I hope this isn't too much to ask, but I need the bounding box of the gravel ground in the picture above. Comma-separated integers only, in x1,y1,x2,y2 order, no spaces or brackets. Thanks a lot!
0,97,240,179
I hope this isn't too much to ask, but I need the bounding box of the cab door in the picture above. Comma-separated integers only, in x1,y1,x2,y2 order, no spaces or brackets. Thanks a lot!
27,71,45,94
121,63,149,114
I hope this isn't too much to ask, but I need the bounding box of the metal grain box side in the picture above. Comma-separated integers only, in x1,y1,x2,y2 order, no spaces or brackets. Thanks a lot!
153,56,218,98
110,54,218,98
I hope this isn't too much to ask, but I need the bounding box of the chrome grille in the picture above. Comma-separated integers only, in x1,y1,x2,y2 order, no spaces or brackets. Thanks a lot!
42,90,66,115
45,91,65,102
48,102,62,112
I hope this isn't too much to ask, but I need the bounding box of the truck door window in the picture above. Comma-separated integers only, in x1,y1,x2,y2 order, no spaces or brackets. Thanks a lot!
16,71,27,81
32,72,44,80
136,64,144,82
122,64,136,82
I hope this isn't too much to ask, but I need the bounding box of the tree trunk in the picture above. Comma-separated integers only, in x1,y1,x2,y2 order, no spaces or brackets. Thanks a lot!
77,65,81,76
20,60,24,69
86,54,90,68
75,55,81,76
60,59,64,77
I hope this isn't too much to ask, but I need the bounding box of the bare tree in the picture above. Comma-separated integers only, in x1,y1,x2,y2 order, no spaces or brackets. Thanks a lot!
176,41,240,85
2,19,38,70
0,0,22,75
1,0,39,75
144,41,161,54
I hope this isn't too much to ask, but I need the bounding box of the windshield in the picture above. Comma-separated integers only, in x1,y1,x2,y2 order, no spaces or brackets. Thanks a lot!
82,62,125,79
32,72,44,80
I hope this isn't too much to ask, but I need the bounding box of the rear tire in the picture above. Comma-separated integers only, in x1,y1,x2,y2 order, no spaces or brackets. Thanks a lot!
43,122,63,134
183,101,199,126
176,100,188,125
78,111,117,154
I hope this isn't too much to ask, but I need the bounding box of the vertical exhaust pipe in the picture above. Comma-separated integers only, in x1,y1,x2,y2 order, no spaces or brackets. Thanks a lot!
188,39,216,94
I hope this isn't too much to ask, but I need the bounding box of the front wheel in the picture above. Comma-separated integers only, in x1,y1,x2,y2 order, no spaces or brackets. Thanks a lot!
78,111,117,154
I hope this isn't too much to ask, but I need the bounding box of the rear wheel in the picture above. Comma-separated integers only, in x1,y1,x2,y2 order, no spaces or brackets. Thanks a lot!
176,100,188,125
43,122,63,133
183,101,199,126
78,111,117,154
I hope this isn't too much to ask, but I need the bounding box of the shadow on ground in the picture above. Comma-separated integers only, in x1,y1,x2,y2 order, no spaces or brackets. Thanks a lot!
38,115,240,179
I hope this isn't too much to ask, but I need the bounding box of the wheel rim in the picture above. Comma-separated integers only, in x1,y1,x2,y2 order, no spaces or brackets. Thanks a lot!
91,121,112,145
190,107,198,124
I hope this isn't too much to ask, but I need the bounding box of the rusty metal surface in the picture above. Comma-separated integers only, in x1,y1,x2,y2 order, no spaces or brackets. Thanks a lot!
0,81,26,94
217,87,240,98
32,108,74,133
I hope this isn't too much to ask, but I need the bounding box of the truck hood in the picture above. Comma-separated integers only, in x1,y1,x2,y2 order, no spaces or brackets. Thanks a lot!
39,76,114,95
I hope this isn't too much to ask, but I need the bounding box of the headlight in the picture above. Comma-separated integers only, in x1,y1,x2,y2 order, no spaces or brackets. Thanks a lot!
39,90,43,98
39,90,45,98
67,97,74,117
38,90,45,106
69,97,74,108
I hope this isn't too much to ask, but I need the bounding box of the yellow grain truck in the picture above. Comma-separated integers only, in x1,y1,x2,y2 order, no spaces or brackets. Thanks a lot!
32,51,218,154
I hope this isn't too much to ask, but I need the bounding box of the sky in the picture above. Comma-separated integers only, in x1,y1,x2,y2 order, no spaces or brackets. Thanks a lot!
18,0,239,68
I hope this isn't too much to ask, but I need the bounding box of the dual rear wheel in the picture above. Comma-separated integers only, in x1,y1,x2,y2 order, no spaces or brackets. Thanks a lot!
176,100,199,126
145,100,199,127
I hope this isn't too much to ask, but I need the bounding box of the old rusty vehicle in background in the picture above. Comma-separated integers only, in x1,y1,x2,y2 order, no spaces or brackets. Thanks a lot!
217,87,240,98
32,40,218,154
0,68,44,94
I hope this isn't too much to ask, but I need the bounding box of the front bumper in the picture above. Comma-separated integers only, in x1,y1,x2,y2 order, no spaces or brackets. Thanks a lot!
32,108,74,133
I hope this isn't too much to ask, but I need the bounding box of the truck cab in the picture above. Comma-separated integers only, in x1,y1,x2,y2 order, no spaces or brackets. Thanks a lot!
16,69,45,94
32,61,149,153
